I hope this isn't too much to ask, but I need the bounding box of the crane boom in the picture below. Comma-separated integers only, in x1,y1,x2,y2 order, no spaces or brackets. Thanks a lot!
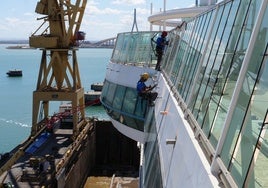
30,0,86,48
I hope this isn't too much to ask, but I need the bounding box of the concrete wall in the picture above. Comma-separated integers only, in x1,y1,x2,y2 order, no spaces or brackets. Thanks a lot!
58,123,96,188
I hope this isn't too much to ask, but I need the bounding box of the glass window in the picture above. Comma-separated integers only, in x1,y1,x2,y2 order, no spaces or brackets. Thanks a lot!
165,33,181,76
123,115,139,131
205,1,240,146
122,88,137,114
143,114,162,188
169,41,185,83
196,2,231,134
247,118,268,187
134,96,147,118
105,82,116,106
187,10,216,112
111,32,158,66
192,5,224,120
101,80,110,103
113,85,126,110
220,1,264,186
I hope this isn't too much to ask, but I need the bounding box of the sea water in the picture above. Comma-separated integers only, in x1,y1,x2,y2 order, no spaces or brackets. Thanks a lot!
0,44,111,153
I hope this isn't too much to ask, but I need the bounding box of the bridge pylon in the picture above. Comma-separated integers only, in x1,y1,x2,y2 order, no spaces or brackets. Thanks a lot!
131,8,139,32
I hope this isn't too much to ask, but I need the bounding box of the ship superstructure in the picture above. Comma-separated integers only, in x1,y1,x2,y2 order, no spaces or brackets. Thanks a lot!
100,0,268,187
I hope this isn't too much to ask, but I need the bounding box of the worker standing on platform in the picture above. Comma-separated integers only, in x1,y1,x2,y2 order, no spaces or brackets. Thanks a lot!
137,73,158,106
155,31,168,71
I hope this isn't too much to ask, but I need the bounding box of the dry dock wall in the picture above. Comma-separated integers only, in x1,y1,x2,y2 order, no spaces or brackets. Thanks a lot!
93,121,140,176
59,120,140,188
57,122,96,188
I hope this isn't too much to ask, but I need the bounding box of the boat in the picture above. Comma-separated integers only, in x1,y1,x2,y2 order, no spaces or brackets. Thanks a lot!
84,83,103,106
84,91,101,106
90,82,103,92
6,69,22,77
100,0,268,187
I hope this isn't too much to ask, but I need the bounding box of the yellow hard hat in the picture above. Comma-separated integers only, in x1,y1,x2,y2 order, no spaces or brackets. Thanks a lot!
141,73,150,80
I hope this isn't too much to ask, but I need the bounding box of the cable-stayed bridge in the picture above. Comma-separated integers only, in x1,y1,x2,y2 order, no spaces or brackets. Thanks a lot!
80,37,116,48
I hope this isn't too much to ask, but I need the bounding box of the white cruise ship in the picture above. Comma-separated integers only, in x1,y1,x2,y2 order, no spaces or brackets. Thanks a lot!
100,0,268,187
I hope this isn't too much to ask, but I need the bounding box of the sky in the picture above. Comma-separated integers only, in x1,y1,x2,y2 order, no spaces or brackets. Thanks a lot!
0,0,196,41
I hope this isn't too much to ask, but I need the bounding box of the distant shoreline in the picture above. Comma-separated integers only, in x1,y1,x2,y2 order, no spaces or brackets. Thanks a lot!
1,40,114,49
0,40,100,44
6,45,36,50
0,40,29,44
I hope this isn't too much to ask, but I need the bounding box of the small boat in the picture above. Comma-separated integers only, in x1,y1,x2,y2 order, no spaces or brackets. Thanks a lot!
84,91,101,106
84,82,103,106
90,82,103,91
6,69,23,77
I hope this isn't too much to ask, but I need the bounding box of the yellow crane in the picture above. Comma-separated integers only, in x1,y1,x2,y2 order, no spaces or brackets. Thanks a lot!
0,0,88,182
29,0,87,137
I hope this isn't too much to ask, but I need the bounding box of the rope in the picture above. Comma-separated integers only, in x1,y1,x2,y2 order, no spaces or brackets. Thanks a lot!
151,32,158,57
44,98,101,128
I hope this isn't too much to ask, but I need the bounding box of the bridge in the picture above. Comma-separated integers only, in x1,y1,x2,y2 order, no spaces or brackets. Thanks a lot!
80,37,116,48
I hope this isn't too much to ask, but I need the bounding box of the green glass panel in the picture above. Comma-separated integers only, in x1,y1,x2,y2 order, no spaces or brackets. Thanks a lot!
106,82,116,106
143,114,162,188
221,1,264,186
112,85,125,110
247,127,268,187
122,88,137,114
134,96,147,117
101,80,109,103
207,0,241,144
111,32,158,67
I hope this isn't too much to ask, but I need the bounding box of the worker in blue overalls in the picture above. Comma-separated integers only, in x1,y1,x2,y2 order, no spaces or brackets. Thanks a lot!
137,73,158,106
155,31,168,71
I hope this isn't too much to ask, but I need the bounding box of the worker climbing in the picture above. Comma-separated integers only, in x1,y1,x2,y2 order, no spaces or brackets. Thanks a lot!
153,31,169,71
137,72,158,106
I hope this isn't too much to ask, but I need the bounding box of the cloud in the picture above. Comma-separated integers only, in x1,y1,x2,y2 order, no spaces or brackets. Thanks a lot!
82,0,151,40
5,17,21,25
88,0,99,6
87,5,122,15
135,7,149,15
24,12,34,16
120,15,132,26
112,0,146,5
0,16,40,39
0,24,8,32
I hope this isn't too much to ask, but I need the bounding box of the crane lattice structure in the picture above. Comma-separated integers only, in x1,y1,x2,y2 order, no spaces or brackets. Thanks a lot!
29,0,87,138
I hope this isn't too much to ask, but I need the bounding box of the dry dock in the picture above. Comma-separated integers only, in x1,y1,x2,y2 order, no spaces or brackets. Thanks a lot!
0,119,140,187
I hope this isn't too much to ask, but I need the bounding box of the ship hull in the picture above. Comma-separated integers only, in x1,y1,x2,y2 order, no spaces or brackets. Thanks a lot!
101,62,219,187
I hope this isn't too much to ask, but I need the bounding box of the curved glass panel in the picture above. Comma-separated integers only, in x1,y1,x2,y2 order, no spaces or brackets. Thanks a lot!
101,80,148,131
111,31,160,68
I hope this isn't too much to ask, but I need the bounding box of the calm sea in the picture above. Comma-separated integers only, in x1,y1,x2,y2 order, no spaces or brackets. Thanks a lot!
0,44,111,153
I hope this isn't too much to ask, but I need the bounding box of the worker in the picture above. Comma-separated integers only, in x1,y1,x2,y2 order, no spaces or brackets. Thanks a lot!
155,31,169,71
137,73,158,106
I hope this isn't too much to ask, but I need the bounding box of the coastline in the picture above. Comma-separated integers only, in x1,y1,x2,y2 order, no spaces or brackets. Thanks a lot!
6,45,36,50
1,40,115,49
